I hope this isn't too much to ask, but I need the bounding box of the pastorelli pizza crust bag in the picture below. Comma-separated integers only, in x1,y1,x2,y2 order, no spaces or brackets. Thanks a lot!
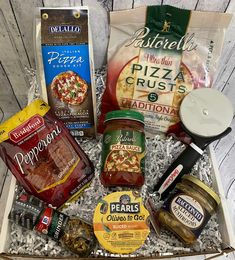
98,5,232,135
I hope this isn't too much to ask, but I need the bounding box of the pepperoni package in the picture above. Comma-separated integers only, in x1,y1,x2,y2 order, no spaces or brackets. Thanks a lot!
0,100,94,207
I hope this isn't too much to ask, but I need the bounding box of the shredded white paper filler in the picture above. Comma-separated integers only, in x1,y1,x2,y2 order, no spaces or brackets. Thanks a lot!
6,68,223,257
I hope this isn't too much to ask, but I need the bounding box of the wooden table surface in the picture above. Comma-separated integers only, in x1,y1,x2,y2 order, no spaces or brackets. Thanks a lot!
0,0,235,259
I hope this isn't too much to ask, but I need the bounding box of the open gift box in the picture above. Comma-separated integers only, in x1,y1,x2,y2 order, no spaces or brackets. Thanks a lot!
0,0,235,259
0,144,234,259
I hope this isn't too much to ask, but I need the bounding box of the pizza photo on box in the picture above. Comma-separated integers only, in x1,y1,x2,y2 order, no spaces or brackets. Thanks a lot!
51,71,88,106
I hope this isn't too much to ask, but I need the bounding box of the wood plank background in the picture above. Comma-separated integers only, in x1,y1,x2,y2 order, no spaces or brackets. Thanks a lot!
0,0,234,258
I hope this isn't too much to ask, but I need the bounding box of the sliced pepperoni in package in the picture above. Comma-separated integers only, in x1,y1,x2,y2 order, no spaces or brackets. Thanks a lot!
0,99,94,207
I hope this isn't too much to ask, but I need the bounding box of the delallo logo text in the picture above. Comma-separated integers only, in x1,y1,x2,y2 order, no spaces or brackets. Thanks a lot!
49,25,81,33
9,115,44,143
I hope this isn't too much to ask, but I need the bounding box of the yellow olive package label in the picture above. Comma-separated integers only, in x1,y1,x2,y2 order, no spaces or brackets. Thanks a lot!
93,191,150,254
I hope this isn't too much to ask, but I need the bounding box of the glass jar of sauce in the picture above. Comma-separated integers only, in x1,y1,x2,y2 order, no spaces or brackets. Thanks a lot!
156,175,220,244
100,110,145,187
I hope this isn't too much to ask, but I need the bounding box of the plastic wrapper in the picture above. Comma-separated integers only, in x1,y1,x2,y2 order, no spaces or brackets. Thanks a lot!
98,5,232,136
0,99,94,207
8,191,46,230
35,7,97,138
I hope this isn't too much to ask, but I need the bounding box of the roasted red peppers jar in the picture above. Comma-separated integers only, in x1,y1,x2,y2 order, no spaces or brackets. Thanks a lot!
100,110,145,187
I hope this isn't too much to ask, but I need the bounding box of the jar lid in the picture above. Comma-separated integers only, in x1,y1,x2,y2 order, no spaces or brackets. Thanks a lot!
105,110,144,123
183,175,220,205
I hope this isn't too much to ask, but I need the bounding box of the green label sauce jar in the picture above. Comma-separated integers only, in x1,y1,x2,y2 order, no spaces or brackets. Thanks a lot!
100,110,145,187
157,175,220,244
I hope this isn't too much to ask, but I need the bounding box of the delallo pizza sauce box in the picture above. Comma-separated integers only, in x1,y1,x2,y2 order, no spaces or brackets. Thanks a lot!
35,7,96,138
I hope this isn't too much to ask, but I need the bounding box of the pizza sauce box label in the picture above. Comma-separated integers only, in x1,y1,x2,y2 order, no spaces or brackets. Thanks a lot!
37,8,96,138
34,207,69,240
0,100,94,207
93,191,150,254
98,5,232,135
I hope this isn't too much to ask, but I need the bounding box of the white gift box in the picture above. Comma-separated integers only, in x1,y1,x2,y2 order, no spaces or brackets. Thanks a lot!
0,146,234,259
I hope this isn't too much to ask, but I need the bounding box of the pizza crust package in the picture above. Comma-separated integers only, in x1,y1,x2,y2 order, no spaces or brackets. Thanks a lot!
35,7,96,138
98,5,232,135
0,100,94,208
